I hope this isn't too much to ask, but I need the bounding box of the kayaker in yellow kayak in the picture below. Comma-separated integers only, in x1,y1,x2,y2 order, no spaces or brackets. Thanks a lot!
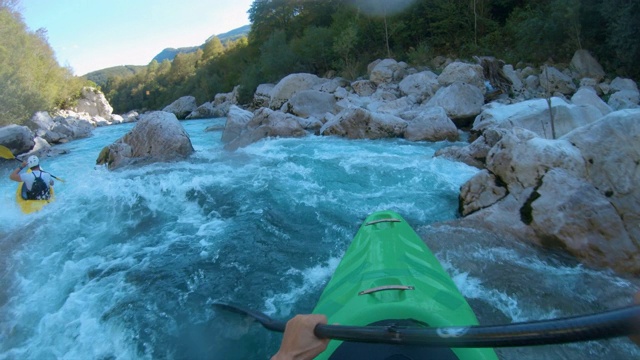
9,155,54,200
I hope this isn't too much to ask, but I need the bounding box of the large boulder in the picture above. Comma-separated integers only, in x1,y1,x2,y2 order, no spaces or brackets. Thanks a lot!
221,105,254,144
369,59,406,85
472,97,604,139
0,124,35,155
96,111,194,170
320,108,407,139
502,65,524,94
162,96,198,119
606,77,640,110
371,96,415,117
52,115,93,140
186,102,220,120
351,80,377,97
425,82,484,123
435,128,504,169
610,77,638,92
458,109,640,274
437,61,485,90
485,128,587,193
561,109,640,250
539,66,577,95
403,106,458,142
571,86,612,115
187,87,239,119
122,111,140,123
459,169,508,216
528,169,640,273
224,107,307,151
75,87,114,119
214,86,239,106
570,49,606,82
270,74,326,109
210,86,240,117
286,90,339,119
608,90,640,111
398,71,440,103
253,84,275,108
24,111,94,144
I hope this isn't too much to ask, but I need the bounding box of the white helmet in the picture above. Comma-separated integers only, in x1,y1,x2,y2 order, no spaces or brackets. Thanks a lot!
27,155,39,168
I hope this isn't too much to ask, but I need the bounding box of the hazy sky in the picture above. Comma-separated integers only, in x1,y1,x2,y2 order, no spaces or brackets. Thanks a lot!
20,0,254,76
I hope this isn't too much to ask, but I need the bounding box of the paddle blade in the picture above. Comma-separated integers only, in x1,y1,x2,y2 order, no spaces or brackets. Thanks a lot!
213,303,287,332
0,145,16,160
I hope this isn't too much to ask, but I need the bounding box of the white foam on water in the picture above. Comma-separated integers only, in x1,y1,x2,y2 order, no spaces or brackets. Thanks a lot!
2,252,143,360
470,246,633,283
5,120,635,358
443,265,531,322
263,256,342,317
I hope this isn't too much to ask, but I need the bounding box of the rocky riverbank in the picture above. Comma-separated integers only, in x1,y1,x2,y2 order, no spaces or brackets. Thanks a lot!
2,49,639,275
213,50,639,275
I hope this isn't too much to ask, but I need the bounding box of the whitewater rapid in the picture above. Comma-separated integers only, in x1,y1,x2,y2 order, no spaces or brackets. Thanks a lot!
0,118,638,359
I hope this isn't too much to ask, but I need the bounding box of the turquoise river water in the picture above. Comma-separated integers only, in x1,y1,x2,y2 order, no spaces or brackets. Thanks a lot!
1,118,638,359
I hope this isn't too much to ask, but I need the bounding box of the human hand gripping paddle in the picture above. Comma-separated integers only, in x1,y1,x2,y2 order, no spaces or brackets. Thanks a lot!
214,302,640,348
0,145,65,182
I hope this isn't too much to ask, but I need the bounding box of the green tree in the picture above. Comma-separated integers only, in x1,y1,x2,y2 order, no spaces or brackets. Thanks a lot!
259,30,299,82
332,22,360,79
248,0,300,46
101,0,640,114
599,0,640,77
202,36,224,61
167,50,201,84
291,26,334,74
0,7,86,126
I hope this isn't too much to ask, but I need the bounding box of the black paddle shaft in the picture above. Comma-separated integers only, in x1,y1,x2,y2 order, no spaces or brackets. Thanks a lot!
313,305,640,347
214,303,640,348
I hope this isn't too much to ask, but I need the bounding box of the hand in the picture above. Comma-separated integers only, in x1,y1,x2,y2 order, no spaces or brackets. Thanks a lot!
272,314,329,360
20,160,27,168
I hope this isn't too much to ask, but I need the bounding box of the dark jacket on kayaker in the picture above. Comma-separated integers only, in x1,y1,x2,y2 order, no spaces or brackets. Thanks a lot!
9,155,54,200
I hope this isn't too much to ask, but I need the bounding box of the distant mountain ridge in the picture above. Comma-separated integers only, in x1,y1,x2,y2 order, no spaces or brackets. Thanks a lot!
152,24,251,63
83,65,147,87
84,24,250,86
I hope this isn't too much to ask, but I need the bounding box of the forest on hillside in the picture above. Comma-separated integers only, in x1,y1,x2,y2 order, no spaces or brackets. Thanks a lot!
2,0,639,124
102,0,640,113
0,0,90,126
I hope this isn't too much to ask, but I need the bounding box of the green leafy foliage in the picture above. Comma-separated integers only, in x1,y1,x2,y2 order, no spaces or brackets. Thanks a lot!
83,65,146,88
5,0,639,123
259,30,299,82
0,8,89,126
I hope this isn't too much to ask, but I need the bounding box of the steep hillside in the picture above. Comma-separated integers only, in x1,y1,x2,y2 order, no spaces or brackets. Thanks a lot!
152,46,200,63
152,24,251,63
83,65,147,87
85,25,250,87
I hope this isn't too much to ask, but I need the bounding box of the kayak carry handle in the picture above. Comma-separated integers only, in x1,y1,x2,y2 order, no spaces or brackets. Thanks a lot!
359,285,415,295
366,218,402,226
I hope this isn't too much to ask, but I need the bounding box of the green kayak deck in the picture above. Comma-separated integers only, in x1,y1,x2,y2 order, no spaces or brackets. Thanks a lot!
312,210,498,360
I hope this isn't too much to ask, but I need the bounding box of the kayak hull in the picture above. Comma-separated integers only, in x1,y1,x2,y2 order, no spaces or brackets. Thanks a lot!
312,210,497,360
16,182,55,214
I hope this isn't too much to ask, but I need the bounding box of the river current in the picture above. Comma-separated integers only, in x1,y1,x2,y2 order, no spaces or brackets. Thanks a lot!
0,118,638,359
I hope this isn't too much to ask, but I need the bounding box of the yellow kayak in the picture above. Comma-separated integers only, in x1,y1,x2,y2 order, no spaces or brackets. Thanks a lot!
16,182,55,214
